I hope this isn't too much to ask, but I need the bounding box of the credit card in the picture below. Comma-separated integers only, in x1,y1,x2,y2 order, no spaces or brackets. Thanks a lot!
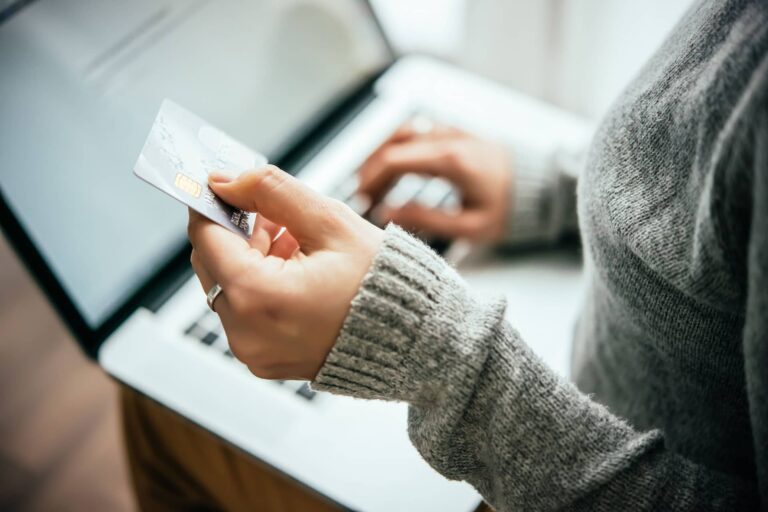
134,99,267,239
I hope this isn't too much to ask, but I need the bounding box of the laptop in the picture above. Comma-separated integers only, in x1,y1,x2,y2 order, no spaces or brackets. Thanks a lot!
0,1,591,510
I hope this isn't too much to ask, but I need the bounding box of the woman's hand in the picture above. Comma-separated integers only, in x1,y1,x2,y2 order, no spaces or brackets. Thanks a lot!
187,165,384,381
358,123,512,242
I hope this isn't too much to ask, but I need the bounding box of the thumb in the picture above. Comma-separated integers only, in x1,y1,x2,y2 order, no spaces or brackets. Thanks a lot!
209,165,330,250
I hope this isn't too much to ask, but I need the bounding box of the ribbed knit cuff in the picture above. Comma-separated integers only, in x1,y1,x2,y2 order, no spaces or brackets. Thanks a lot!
502,145,560,246
312,224,448,398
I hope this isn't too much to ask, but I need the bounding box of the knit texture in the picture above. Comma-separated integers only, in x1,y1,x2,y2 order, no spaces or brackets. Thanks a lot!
503,144,580,247
315,0,768,509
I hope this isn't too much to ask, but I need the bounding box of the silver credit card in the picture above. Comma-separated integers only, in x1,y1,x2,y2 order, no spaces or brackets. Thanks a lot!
134,99,267,239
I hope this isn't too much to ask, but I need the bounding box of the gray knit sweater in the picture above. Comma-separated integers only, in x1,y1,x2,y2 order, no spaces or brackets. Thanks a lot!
314,0,768,509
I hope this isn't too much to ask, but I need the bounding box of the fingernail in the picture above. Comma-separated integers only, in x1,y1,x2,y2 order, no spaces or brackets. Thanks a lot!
208,169,240,183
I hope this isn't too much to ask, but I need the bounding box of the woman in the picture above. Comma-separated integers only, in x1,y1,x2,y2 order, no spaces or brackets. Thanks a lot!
181,0,767,509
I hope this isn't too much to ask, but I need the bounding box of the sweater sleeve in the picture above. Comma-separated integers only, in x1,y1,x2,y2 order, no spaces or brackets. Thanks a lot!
313,225,758,511
500,143,583,247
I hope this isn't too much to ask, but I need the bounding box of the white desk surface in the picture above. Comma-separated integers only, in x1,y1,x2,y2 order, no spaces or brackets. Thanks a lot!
456,244,585,379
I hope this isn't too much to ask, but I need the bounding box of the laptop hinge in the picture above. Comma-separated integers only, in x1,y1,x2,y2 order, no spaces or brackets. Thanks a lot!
273,67,387,173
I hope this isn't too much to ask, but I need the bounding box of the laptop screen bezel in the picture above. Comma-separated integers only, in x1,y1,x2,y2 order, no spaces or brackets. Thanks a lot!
0,0,396,358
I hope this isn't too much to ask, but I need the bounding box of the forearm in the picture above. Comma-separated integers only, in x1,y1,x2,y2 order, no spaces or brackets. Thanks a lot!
313,225,755,511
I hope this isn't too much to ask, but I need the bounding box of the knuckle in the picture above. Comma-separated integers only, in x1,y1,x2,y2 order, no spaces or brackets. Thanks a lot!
241,165,288,209
260,163,281,180
461,216,486,239
376,147,394,167
437,143,457,167
442,143,466,169
259,165,287,190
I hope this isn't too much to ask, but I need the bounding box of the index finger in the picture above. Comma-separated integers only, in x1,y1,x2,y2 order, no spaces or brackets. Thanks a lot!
187,209,255,286
357,139,467,201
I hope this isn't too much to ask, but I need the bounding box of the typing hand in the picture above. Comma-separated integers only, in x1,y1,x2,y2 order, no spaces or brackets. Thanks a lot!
187,166,384,380
358,123,512,242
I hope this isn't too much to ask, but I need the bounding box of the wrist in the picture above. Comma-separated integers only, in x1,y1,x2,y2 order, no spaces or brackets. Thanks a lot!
312,225,442,398
312,224,505,403
503,144,559,246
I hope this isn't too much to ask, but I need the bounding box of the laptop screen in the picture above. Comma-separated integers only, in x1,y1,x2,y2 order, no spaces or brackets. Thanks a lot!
0,0,391,328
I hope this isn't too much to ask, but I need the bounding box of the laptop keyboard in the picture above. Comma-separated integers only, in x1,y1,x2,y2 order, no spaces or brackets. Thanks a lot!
329,170,459,220
184,309,317,401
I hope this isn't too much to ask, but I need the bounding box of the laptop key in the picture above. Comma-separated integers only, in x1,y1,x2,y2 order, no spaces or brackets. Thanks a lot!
200,331,219,346
382,174,428,209
185,323,209,341
198,310,222,331
416,177,455,209
345,193,371,216
440,189,461,211
331,174,359,202
296,383,316,401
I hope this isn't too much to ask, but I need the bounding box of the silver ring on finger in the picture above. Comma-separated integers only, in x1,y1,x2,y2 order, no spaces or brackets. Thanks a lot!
206,283,223,312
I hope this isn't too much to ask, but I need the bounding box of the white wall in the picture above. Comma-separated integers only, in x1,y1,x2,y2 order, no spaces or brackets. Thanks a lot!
373,0,695,120
368,0,466,58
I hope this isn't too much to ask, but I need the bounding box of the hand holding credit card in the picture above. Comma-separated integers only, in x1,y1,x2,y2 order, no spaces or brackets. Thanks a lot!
134,99,267,239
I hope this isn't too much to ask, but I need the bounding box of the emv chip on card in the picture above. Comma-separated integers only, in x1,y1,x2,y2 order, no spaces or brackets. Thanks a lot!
134,99,267,239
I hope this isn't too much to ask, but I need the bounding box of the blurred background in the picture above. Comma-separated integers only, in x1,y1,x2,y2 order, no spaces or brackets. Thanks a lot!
0,0,692,510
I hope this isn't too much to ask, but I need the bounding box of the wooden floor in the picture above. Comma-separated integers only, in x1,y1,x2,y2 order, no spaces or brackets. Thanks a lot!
0,234,135,511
